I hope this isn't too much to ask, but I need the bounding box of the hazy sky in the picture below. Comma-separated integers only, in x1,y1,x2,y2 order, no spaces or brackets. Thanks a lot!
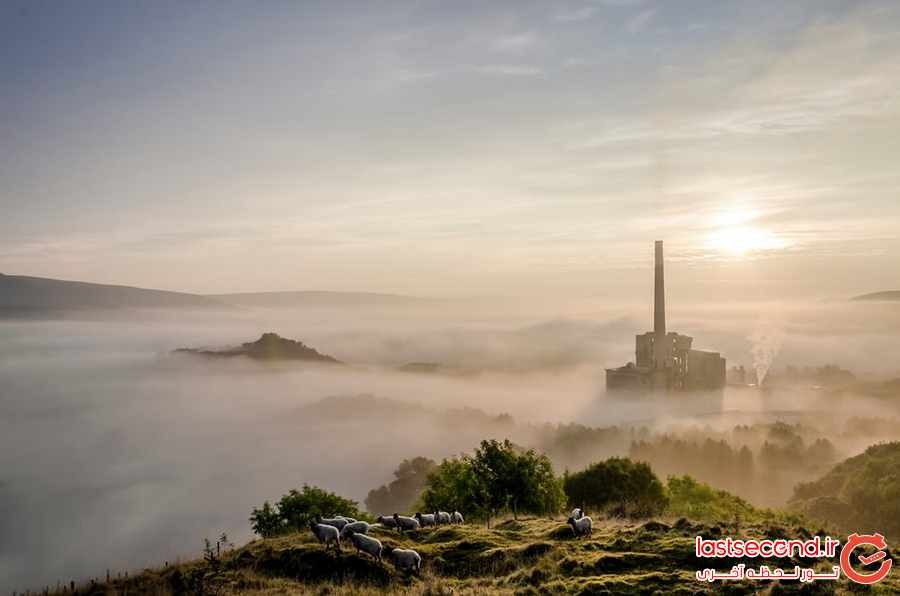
2,0,899,299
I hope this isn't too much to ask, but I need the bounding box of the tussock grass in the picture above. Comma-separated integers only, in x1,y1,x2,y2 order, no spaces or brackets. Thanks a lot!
55,515,900,595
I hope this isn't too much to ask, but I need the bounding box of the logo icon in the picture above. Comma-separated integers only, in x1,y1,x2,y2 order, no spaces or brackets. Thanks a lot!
840,533,892,585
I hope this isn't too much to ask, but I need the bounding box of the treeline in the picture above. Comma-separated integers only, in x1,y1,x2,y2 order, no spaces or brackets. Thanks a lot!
249,440,729,539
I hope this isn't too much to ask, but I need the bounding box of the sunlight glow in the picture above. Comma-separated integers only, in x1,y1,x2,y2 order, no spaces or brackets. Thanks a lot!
705,225,788,256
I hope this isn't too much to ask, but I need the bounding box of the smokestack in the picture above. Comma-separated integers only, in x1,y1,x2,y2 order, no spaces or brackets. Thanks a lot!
654,240,666,337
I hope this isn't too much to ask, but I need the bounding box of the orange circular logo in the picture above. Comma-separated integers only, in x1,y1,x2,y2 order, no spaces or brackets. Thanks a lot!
840,533,892,585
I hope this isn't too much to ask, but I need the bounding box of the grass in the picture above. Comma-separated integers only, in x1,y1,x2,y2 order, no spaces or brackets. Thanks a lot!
57,515,900,595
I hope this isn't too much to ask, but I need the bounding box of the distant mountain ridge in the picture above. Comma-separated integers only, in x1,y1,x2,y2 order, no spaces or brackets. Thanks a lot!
206,290,439,308
851,290,900,301
0,273,438,316
0,273,225,315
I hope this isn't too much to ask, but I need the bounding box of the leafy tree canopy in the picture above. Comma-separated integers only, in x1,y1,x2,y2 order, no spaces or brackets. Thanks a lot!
563,457,667,518
250,484,363,538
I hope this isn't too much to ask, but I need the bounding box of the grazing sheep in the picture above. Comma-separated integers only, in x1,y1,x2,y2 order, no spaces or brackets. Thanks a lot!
376,515,398,529
386,546,422,572
335,515,357,523
340,520,373,538
346,530,383,562
392,513,420,533
570,508,583,520
309,521,341,551
452,511,464,524
567,515,593,537
414,512,437,527
315,514,349,531
434,511,452,525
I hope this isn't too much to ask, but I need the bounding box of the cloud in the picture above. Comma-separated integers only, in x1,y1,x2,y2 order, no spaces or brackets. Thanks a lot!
491,31,539,53
554,6,597,23
626,8,656,33
475,64,543,76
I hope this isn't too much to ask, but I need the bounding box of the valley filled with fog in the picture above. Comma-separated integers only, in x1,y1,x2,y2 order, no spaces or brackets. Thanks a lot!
2,297,900,589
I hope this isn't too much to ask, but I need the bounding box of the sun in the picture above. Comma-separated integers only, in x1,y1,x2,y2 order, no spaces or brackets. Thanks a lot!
705,208,788,256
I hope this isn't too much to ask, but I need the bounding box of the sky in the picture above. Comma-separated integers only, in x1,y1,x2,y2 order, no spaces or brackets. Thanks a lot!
2,0,900,300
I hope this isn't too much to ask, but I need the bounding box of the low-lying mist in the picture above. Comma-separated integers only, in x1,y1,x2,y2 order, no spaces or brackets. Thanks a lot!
2,297,899,590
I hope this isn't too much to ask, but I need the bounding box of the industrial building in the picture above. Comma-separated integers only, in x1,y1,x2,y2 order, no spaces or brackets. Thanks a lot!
606,241,726,392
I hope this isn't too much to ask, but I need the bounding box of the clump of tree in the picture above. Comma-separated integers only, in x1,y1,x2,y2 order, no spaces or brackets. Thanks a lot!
563,457,667,518
419,439,565,526
365,456,436,515
665,475,758,523
250,484,363,538
790,441,900,537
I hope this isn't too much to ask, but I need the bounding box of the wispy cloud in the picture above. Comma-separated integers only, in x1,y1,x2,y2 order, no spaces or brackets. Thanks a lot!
554,6,596,23
626,8,656,33
491,31,539,53
475,64,543,76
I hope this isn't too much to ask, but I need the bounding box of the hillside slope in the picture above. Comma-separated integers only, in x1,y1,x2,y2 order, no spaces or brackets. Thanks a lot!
851,291,900,301
791,442,900,537
208,290,439,309
61,516,896,595
0,273,224,315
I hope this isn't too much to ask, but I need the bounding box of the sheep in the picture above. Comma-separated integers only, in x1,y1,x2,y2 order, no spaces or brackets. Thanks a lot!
376,515,398,529
346,529,383,563
334,515,357,524
434,511,452,525
452,511,464,524
309,521,341,551
385,546,422,572
315,514,349,531
340,520,373,538
392,513,420,533
414,512,437,527
570,507,583,520
567,515,593,538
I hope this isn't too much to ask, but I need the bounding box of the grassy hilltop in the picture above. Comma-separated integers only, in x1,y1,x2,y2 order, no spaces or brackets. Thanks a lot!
60,514,899,595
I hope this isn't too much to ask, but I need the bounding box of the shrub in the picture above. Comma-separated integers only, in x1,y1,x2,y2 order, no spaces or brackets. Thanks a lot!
665,475,757,522
420,439,565,525
250,484,363,537
563,457,667,518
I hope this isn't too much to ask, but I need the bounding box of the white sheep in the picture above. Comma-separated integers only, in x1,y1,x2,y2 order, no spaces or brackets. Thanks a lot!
387,546,422,572
309,521,341,551
434,511,452,525
335,515,357,523
567,515,592,537
376,515,398,529
347,530,383,562
340,520,373,538
570,507,583,520
315,515,349,531
414,512,436,527
392,513,420,533
452,511,464,524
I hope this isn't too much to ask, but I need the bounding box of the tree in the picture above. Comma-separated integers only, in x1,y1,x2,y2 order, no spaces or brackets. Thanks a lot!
419,456,489,520
365,457,436,515
563,457,667,518
249,501,283,538
472,439,564,521
420,439,565,526
249,484,363,537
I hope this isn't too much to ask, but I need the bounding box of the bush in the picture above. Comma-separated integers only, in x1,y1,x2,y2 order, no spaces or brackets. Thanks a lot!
665,475,757,522
420,439,565,525
563,457,667,518
250,484,363,537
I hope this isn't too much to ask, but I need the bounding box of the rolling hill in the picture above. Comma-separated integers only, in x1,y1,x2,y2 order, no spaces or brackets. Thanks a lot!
207,290,440,309
57,515,891,595
851,291,900,302
0,273,225,316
